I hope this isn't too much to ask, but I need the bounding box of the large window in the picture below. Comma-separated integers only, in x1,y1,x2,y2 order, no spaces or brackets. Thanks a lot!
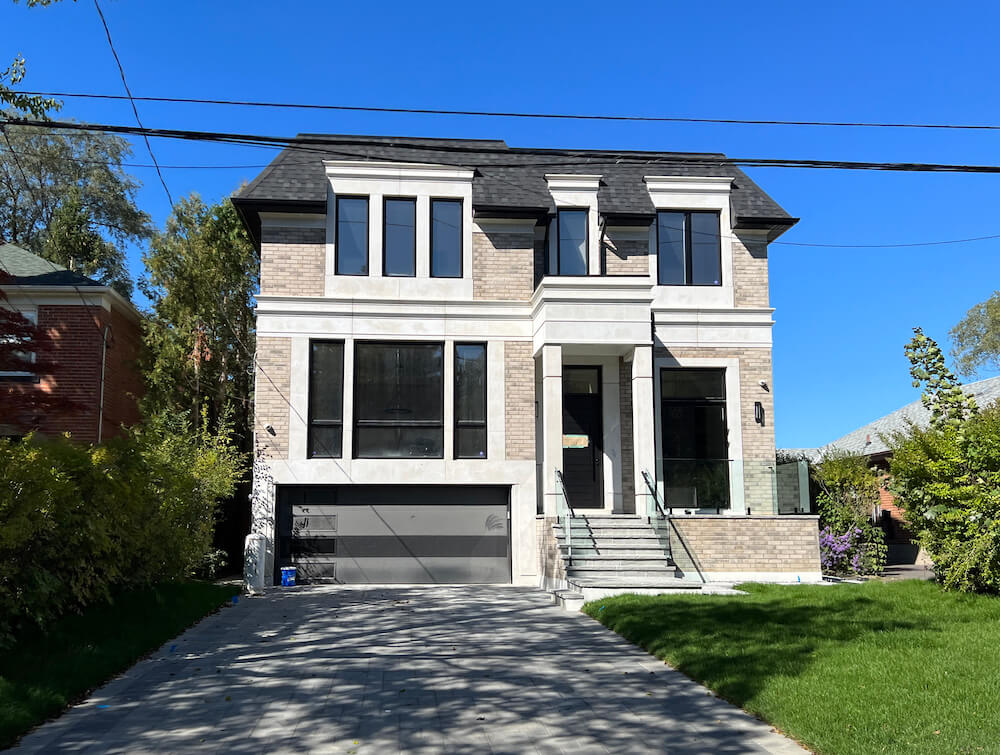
454,343,487,458
555,209,588,275
660,368,730,509
335,196,369,275
430,199,462,278
307,341,344,458
354,342,444,458
656,211,721,286
383,197,416,277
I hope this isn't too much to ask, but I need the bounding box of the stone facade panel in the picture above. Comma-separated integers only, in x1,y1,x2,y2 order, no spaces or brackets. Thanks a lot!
670,516,820,574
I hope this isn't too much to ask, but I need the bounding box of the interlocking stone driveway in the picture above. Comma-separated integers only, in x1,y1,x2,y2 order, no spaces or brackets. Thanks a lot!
15,586,807,754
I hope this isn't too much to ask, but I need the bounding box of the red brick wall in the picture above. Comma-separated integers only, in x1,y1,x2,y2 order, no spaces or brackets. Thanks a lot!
3,299,144,444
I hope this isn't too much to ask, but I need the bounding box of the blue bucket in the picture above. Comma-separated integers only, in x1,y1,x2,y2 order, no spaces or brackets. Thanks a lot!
280,566,297,587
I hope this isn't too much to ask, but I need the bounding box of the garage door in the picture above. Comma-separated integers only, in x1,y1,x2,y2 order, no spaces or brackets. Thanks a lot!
275,485,511,584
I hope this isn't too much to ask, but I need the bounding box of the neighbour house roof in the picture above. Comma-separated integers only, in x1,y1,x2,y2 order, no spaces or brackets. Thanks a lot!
0,242,102,288
232,134,797,247
782,375,1000,461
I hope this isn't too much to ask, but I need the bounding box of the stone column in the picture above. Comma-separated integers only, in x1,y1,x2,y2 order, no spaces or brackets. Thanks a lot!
631,345,656,516
541,344,563,516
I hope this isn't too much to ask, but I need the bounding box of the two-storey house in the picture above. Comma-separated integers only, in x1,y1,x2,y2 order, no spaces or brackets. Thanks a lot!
235,135,822,591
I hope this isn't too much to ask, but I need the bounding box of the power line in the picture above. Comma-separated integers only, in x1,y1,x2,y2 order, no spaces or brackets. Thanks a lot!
18,89,1000,132
7,115,1000,175
92,0,174,207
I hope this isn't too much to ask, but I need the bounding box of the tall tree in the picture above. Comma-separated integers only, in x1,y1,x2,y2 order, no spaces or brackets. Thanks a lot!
950,291,1000,378
0,117,150,296
141,192,258,447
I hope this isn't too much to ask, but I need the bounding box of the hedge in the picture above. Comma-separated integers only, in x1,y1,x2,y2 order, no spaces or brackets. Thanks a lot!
0,414,244,645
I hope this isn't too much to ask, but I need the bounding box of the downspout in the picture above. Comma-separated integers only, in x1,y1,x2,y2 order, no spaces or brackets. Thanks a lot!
96,324,111,444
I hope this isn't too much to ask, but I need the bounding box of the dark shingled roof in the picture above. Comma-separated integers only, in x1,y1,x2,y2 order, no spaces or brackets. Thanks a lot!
0,243,102,287
234,134,796,242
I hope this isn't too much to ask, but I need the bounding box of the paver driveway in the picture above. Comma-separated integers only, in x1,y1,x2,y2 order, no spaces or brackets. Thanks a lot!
15,586,807,754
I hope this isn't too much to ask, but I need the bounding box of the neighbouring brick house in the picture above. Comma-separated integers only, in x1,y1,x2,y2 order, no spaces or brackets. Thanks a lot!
234,135,822,592
0,242,143,443
786,375,1000,565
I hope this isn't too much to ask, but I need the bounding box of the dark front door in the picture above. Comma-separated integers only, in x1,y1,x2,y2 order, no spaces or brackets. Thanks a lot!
562,366,603,509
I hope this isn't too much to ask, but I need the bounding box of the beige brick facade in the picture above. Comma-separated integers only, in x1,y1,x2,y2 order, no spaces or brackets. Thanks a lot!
618,358,635,513
732,232,769,307
604,237,649,276
504,341,535,460
655,345,776,513
669,516,820,575
254,337,292,459
472,230,534,300
260,226,325,297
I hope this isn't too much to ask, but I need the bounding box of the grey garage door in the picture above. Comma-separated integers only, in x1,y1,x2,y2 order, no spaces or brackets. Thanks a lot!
276,485,511,584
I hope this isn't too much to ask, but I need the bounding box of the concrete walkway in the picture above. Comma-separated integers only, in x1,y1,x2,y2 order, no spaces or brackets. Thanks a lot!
15,586,807,754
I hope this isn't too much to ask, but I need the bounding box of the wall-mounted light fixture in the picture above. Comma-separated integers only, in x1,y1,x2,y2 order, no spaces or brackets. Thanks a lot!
754,401,765,426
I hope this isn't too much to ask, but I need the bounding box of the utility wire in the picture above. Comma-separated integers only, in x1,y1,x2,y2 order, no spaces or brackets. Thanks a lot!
10,116,1000,174
92,0,174,206
18,89,1000,132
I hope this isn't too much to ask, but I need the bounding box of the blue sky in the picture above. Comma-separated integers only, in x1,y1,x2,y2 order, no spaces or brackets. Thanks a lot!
6,0,1000,449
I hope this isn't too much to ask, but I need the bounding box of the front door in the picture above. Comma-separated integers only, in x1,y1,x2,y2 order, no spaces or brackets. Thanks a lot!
562,366,603,509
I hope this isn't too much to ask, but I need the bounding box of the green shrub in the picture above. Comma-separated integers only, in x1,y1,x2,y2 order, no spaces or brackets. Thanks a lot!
814,452,887,576
890,405,1000,593
0,414,244,644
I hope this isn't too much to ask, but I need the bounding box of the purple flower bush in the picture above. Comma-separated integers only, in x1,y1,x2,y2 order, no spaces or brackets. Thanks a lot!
819,525,885,576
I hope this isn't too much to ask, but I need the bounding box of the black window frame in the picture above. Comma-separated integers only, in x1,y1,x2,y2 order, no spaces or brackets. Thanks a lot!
382,196,417,278
430,198,464,279
655,210,722,287
555,208,590,276
352,340,445,459
334,195,370,276
453,342,487,459
307,339,345,459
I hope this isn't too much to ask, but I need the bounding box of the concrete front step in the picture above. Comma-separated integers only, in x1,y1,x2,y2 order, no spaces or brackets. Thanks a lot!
556,527,659,539
567,568,680,580
553,589,585,611
559,547,668,557
566,556,674,568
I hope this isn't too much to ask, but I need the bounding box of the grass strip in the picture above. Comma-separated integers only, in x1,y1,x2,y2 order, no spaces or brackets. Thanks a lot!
0,581,237,749
583,580,1000,754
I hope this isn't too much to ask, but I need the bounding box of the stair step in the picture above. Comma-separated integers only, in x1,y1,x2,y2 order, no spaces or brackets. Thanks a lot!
567,568,679,579
553,589,585,612
566,555,673,565
556,526,659,536
559,547,668,556
568,576,698,589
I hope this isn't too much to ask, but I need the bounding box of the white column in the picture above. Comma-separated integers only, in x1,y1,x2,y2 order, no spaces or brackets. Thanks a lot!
631,345,656,516
541,344,563,516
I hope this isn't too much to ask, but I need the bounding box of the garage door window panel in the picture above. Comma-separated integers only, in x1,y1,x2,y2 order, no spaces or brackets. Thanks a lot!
354,342,444,458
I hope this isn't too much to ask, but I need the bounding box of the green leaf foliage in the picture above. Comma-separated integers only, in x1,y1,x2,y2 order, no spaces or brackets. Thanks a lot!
950,290,1000,378
0,116,150,294
814,451,887,575
0,413,244,645
890,328,1000,593
141,193,257,448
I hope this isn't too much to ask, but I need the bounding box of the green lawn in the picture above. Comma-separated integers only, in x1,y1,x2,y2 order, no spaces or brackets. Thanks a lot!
583,580,1000,755
0,582,238,749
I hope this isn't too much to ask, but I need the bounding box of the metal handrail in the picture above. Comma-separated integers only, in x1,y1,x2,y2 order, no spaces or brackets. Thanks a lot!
641,469,672,563
555,469,573,565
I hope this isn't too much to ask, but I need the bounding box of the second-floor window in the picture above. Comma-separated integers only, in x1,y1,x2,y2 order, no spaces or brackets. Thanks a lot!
656,210,721,286
556,209,588,275
383,198,416,277
431,199,462,278
336,196,369,276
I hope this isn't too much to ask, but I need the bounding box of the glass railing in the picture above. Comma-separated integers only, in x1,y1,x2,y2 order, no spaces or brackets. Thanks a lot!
657,459,781,515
